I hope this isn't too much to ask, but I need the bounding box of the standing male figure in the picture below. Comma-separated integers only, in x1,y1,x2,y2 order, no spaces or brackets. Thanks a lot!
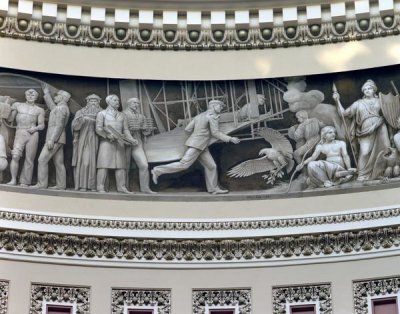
32,84,71,189
123,97,155,194
71,94,102,191
151,99,240,194
7,89,45,186
96,95,137,193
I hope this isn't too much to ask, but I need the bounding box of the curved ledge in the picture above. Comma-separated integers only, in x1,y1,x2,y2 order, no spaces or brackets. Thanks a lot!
1,35,400,80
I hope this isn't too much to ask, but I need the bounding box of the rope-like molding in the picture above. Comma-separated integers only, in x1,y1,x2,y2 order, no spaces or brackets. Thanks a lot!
0,14,398,51
0,226,399,263
0,207,398,231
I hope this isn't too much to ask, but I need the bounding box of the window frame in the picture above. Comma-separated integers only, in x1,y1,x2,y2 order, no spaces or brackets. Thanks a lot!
368,293,400,314
124,304,158,314
285,301,319,314
205,304,239,314
43,302,76,314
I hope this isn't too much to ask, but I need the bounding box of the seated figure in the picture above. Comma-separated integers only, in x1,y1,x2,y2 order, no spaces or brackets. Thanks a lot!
296,126,356,188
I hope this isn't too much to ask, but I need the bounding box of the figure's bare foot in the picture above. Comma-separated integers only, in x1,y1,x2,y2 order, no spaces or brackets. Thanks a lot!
30,184,46,189
211,188,229,195
49,185,65,190
151,169,158,184
142,189,157,194
97,188,106,193
6,180,16,185
118,187,132,194
323,181,333,188
19,183,29,187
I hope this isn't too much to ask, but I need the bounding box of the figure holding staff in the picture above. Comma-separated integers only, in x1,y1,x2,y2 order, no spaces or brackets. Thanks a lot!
333,80,390,181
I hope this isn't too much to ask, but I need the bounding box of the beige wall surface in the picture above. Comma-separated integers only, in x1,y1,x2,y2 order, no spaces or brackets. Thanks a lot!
0,186,399,219
1,256,399,314
0,36,400,80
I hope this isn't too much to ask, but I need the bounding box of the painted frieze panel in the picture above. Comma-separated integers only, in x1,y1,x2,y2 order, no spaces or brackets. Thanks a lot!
0,65,399,200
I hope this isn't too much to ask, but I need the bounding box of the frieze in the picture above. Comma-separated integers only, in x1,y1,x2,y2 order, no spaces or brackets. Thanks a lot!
111,288,171,314
272,283,332,314
0,226,399,263
353,276,400,314
0,65,400,198
30,283,90,314
0,207,398,232
0,14,399,51
0,281,8,314
192,289,251,314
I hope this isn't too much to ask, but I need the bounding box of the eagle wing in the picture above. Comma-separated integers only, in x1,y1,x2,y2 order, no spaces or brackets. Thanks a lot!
227,156,276,178
257,128,293,157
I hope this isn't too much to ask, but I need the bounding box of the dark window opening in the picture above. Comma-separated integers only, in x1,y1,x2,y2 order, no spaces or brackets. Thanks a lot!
290,304,316,314
46,305,73,314
372,297,398,314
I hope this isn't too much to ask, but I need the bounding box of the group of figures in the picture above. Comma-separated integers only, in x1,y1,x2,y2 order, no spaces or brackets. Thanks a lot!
229,79,400,191
0,84,159,193
0,77,399,195
0,83,242,194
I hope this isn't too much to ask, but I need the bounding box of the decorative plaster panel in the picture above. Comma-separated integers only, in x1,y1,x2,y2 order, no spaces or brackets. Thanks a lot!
353,276,400,314
111,288,171,314
30,283,90,314
272,283,332,314
192,289,251,314
0,280,8,314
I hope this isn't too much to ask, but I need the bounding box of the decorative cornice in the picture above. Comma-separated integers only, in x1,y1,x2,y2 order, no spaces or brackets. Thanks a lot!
1,225,399,263
112,289,171,314
272,283,332,314
1,207,399,232
0,14,398,52
192,289,251,314
0,281,8,314
30,283,90,314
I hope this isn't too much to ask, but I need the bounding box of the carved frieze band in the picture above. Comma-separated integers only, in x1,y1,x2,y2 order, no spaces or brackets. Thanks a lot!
30,283,90,314
353,276,400,314
0,207,398,232
272,283,332,314
112,288,171,314
1,226,399,263
192,289,252,314
0,281,9,314
0,14,398,51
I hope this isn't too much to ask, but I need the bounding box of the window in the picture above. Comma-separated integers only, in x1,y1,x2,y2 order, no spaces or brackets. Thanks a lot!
128,310,154,314
290,304,316,314
209,310,235,314
46,305,73,314
372,297,398,314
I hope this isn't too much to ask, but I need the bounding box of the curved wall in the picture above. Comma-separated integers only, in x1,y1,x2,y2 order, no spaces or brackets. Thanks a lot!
0,0,399,313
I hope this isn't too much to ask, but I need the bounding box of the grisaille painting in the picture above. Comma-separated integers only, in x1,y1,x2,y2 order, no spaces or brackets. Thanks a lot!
0,65,399,198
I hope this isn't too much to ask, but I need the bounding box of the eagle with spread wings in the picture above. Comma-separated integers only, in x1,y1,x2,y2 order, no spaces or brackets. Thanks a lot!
227,128,294,184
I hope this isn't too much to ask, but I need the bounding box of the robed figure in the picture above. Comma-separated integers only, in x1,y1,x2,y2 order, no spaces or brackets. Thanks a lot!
71,94,102,191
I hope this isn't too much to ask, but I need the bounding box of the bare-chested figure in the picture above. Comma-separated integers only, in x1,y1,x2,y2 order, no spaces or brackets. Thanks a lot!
7,89,45,186
296,126,356,188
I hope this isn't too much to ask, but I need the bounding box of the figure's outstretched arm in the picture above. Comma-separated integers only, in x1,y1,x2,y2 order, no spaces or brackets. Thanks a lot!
42,83,56,111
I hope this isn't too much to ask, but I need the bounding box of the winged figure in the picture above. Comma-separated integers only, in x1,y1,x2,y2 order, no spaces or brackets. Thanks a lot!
227,128,294,184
